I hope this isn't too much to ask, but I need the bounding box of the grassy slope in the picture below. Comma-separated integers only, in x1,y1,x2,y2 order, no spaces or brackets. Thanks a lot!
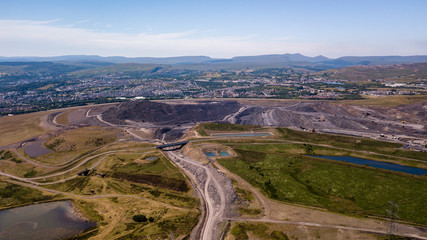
219,148,427,224
200,122,261,132
36,126,117,166
318,62,427,82
338,95,427,106
24,145,198,239
0,111,50,146
0,181,59,209
196,122,262,136
55,111,70,125
111,154,189,192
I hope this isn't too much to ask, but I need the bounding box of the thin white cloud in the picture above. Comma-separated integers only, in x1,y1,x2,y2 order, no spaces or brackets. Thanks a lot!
67,19,91,27
29,18,62,25
0,19,425,58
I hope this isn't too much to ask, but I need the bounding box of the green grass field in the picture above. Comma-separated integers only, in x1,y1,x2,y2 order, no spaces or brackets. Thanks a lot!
0,182,60,209
219,144,427,225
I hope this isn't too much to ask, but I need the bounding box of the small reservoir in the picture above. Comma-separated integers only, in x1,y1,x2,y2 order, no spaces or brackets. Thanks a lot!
212,133,272,137
145,156,158,161
204,151,231,157
308,155,427,176
205,152,216,157
0,201,96,240
24,140,52,158
218,151,230,156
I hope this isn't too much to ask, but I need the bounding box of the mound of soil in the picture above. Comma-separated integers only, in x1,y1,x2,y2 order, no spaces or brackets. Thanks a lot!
102,100,241,125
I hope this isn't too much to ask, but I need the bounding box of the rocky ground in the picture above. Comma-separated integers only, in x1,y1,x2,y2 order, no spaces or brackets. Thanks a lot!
101,100,241,125
93,100,426,149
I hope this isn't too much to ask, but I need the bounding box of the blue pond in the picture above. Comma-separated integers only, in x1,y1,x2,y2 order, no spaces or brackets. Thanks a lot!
212,133,272,137
308,155,427,176
145,156,157,161
219,151,230,156
205,152,216,157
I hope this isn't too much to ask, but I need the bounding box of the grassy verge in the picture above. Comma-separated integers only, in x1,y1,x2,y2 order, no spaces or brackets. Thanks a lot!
196,122,262,136
219,144,427,225
0,181,60,209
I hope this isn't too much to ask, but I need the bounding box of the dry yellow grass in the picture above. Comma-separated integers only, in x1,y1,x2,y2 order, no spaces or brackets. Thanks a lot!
0,111,52,146
55,111,70,125
339,95,427,106
36,126,118,165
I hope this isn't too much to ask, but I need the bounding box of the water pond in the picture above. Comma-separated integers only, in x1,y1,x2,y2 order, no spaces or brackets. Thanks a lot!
205,152,216,157
24,140,52,158
218,151,230,156
308,155,427,176
0,201,96,240
212,132,272,137
145,156,158,161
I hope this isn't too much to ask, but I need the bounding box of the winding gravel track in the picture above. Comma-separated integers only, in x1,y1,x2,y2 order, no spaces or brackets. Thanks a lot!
0,147,155,185
165,151,226,240
2,106,425,239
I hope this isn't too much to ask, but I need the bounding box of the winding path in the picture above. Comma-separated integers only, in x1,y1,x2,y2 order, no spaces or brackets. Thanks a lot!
5,179,191,212
165,151,226,240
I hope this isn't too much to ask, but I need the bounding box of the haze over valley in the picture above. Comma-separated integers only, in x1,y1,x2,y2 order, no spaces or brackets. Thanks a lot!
0,1,426,240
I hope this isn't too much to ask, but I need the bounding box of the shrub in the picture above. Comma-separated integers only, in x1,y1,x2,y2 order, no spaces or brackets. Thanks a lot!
132,214,147,222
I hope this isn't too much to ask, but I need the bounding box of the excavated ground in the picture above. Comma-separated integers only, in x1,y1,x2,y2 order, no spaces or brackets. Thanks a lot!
234,101,426,139
90,99,426,145
101,100,241,125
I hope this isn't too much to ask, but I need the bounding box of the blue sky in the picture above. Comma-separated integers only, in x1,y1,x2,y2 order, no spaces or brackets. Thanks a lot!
0,0,426,58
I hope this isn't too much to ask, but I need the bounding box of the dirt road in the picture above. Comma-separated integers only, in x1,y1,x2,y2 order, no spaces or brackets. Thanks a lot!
166,151,230,240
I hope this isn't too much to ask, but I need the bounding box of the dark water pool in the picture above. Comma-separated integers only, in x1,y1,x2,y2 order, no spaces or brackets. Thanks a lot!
308,155,427,175
0,201,96,240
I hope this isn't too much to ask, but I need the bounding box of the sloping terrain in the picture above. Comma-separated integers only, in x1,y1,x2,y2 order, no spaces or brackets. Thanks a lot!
318,62,427,82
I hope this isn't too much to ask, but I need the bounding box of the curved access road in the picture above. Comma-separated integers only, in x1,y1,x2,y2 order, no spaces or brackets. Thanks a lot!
10,148,58,169
0,147,156,185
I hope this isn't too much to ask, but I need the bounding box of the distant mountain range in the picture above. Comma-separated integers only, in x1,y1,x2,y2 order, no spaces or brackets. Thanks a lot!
1,54,427,72
1,53,427,66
